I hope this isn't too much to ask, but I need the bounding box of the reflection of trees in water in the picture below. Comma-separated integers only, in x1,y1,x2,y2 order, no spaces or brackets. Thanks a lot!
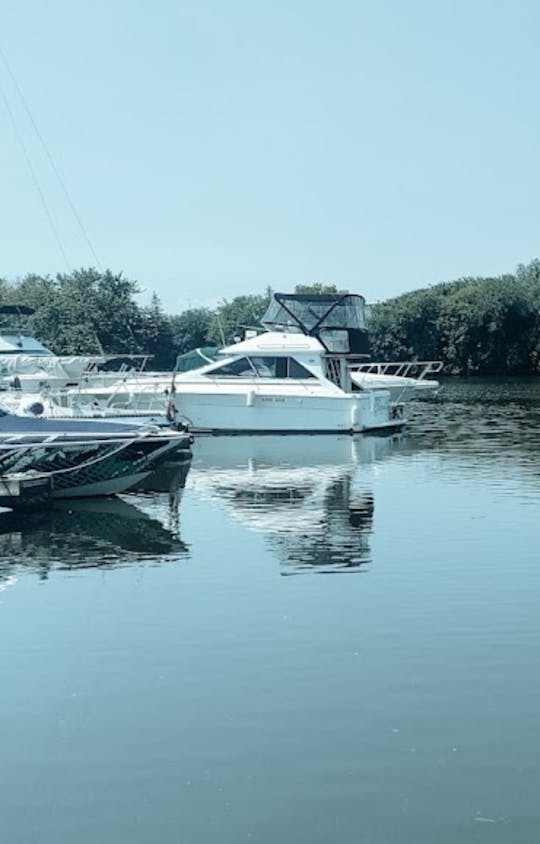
0,461,192,584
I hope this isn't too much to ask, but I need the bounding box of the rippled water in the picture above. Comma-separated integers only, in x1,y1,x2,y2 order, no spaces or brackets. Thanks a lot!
1,379,539,843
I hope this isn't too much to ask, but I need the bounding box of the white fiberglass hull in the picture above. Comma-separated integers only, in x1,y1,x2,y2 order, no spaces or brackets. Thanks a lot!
2,371,404,434
5,381,402,434
173,387,401,434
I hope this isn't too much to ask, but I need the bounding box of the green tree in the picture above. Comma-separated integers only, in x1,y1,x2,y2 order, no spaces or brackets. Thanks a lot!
206,292,272,345
369,261,540,374
140,293,175,370
170,307,213,356
294,283,347,295
0,268,147,355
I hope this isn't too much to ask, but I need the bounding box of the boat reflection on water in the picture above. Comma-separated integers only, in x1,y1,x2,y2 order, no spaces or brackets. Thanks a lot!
189,434,403,574
126,457,192,539
0,460,192,586
129,456,192,495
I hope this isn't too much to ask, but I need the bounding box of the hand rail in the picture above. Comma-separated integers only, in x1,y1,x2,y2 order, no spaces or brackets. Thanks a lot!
352,360,443,379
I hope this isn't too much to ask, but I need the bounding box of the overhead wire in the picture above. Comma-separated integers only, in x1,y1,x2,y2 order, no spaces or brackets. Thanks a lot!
0,79,71,270
0,44,103,270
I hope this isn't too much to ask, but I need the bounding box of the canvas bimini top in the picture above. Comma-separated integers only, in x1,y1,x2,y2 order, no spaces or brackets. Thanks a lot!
260,292,370,356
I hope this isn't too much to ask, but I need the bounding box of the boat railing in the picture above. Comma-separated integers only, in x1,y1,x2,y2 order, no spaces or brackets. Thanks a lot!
38,377,172,416
350,360,443,380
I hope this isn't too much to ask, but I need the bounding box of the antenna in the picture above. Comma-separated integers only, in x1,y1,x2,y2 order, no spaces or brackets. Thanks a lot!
215,314,226,347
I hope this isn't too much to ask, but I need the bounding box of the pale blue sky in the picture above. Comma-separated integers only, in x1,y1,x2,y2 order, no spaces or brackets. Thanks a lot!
1,0,538,312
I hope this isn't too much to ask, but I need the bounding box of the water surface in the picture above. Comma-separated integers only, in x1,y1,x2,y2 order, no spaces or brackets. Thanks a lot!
1,379,539,843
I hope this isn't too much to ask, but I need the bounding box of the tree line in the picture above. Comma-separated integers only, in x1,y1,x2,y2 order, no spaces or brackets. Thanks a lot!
369,259,540,374
1,262,540,374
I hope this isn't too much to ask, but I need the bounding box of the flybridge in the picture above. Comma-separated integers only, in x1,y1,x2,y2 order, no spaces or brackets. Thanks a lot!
260,292,370,356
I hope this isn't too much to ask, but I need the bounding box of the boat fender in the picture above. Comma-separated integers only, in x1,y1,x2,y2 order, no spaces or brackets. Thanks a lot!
246,389,256,407
350,402,359,429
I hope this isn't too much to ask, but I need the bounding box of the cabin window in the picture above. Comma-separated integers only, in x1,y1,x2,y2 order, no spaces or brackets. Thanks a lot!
209,357,255,377
209,356,316,379
286,358,315,379
250,357,315,379
249,357,282,377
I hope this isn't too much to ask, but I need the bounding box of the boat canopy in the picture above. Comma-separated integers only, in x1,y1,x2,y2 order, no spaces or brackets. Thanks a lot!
261,293,370,355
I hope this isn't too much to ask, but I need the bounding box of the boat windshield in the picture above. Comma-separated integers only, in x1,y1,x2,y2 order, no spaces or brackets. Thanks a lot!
176,347,220,373
0,334,54,356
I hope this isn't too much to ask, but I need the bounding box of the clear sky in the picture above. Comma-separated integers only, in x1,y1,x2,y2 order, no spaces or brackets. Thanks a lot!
1,0,539,312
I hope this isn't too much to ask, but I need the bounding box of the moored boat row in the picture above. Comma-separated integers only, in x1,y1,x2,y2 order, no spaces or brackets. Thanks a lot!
0,292,441,436
0,291,442,510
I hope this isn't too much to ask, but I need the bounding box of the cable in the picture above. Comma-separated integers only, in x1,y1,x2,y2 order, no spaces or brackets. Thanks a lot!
0,44,103,270
0,80,71,270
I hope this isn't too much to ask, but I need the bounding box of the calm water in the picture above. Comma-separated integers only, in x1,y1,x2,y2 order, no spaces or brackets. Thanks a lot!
1,379,540,843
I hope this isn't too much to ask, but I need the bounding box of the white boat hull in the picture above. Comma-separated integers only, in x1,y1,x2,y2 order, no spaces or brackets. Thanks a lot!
6,382,402,434
174,388,401,433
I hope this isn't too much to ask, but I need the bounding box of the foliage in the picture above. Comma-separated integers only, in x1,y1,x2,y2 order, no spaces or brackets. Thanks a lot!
294,283,347,295
206,292,272,345
369,261,540,374
141,293,176,369
1,269,147,356
170,308,213,358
